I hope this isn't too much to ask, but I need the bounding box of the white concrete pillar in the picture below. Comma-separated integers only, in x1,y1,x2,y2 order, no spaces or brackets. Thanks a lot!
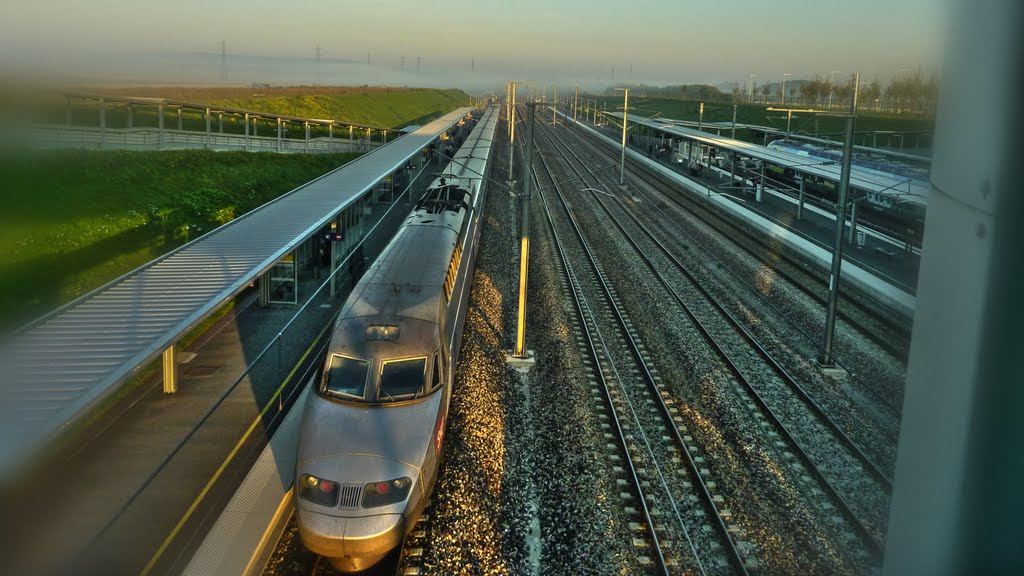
797,177,805,220
329,214,342,296
244,113,250,151
177,108,183,131
258,273,270,308
205,108,211,150
756,163,765,202
277,118,282,152
158,105,164,150
99,98,106,150
304,122,310,153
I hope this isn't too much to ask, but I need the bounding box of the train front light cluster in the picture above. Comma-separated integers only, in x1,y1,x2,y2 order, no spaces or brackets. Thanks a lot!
298,473,340,507
361,477,412,508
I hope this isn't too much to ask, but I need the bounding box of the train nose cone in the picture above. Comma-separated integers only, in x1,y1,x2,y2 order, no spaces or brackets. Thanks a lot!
336,513,405,573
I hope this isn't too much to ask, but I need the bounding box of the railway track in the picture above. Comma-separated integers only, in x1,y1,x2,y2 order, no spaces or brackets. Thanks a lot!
532,126,753,575
581,117,909,385
396,500,432,574
537,119,891,555
570,114,908,423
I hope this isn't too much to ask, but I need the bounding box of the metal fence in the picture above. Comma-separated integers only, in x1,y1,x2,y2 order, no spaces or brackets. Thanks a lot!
31,124,382,154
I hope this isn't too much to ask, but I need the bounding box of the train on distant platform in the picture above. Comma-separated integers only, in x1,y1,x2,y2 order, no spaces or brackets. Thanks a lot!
766,139,929,228
663,134,929,235
293,106,497,572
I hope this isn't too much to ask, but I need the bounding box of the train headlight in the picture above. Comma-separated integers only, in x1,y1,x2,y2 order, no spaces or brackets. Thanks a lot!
361,476,412,508
298,473,340,507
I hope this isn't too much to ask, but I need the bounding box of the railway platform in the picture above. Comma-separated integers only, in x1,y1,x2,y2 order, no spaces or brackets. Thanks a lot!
0,130,461,576
572,114,917,317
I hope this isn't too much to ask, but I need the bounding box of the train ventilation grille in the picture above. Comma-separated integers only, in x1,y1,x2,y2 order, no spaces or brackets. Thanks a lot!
338,484,363,508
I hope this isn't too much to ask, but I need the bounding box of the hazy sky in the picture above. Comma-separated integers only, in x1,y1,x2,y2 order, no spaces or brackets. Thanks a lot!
2,0,947,90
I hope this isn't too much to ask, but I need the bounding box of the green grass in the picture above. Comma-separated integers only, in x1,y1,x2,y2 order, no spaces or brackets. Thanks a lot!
40,88,471,136
586,96,935,144
208,88,470,129
0,149,358,329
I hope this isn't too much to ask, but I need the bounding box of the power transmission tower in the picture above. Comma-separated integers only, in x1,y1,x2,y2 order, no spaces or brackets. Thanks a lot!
219,40,227,83
315,43,321,86
367,53,371,65
471,58,475,72
417,56,421,73
401,56,405,72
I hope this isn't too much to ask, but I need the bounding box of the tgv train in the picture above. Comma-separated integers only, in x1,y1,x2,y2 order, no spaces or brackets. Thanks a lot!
294,106,497,572
766,139,929,226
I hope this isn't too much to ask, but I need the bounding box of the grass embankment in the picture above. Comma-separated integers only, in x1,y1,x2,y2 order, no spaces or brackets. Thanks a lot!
586,96,934,144
207,87,470,129
43,86,471,136
0,149,357,329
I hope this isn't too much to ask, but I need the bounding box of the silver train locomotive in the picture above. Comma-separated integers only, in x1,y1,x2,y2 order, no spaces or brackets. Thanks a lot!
294,106,498,572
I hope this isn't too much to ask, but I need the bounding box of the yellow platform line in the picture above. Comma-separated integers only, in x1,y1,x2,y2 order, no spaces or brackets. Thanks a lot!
243,488,294,576
141,317,334,576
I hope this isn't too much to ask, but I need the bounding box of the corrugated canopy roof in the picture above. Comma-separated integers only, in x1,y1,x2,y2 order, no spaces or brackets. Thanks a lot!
608,112,928,206
0,107,473,477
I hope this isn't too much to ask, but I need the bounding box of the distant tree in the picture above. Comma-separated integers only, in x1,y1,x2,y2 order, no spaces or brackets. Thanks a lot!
761,83,771,103
862,80,882,111
922,73,940,116
750,81,758,103
803,74,825,106
834,81,853,104
731,85,741,103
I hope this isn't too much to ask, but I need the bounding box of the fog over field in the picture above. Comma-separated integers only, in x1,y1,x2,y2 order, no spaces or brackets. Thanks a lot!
2,0,945,91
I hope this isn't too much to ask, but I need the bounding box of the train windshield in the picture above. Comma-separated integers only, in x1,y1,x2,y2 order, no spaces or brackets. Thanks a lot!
323,355,368,399
378,357,427,401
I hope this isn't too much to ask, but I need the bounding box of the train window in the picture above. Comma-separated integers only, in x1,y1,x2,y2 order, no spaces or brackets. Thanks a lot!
323,355,368,399
430,352,441,391
379,357,427,400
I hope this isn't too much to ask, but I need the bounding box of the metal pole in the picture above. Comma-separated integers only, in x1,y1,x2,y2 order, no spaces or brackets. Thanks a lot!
731,104,737,138
698,102,704,132
619,89,629,185
553,84,557,124
509,82,517,180
787,110,793,135
514,103,537,358
157,104,164,150
205,108,211,149
573,85,579,125
820,73,859,367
